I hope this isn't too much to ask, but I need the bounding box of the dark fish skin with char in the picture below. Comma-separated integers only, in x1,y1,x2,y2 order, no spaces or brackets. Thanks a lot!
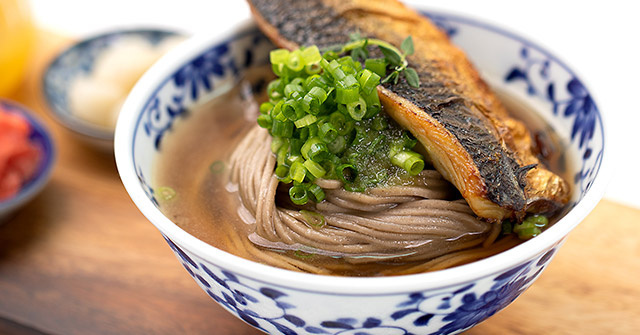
247,0,570,220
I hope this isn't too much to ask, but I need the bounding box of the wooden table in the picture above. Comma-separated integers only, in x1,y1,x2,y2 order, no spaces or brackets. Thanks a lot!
1,31,638,335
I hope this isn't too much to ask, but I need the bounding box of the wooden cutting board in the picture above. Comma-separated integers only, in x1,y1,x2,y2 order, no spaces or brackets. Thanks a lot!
0,30,638,335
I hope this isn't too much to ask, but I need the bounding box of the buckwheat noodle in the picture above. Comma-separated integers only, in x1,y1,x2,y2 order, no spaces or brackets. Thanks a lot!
229,126,507,275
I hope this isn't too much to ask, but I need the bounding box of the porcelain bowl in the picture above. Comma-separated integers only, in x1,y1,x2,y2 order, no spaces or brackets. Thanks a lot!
0,99,56,223
43,28,182,152
115,11,609,335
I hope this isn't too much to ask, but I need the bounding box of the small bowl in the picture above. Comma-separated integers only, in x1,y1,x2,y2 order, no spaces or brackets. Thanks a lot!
42,28,183,152
115,10,610,335
0,99,56,223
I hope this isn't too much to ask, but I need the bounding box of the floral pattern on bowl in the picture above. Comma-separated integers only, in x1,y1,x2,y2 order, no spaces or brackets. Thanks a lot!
166,234,560,335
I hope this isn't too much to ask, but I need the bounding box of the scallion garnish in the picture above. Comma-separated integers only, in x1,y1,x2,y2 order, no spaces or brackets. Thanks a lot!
259,38,425,205
300,209,326,229
157,186,176,201
209,160,225,174
510,214,550,240
289,184,309,205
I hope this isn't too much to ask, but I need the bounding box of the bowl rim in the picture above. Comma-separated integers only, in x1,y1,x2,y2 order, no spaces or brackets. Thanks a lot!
0,99,56,212
115,10,611,294
42,27,184,142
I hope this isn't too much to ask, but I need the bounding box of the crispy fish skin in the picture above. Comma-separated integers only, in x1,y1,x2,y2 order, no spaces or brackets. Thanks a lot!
247,0,570,220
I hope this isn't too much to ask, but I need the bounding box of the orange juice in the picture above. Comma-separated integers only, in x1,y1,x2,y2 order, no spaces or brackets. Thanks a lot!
0,0,35,96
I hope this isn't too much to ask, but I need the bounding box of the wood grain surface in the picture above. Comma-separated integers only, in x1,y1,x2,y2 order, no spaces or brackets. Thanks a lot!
0,30,638,335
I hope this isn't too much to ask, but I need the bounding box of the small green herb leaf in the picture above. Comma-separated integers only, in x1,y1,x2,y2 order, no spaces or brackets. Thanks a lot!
381,71,398,84
401,36,414,56
350,47,368,61
379,45,401,66
404,67,420,88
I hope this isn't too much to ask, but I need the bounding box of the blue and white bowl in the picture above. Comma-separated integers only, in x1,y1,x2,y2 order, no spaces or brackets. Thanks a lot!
0,99,56,223
43,28,182,152
115,10,609,335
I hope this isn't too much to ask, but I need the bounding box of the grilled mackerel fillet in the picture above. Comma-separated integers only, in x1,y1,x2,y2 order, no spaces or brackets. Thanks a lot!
247,0,570,220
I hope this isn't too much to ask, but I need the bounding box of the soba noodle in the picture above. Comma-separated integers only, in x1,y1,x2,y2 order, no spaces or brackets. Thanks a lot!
229,125,506,272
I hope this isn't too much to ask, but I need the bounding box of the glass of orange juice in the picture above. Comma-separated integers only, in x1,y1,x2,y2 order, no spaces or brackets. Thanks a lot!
0,0,35,97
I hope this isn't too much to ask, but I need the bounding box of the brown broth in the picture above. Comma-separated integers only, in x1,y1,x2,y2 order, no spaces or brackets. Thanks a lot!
153,80,261,262
154,76,571,276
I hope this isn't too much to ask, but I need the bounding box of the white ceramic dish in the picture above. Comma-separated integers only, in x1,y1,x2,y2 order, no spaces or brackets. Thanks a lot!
43,28,182,152
115,11,609,335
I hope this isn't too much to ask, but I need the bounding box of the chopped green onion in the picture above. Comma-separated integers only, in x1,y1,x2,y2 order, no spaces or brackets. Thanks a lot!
295,114,318,128
338,56,360,74
361,87,381,118
365,58,387,78
157,186,176,201
523,214,549,228
329,112,354,135
358,69,381,95
301,137,329,162
259,102,273,115
209,160,224,174
515,226,542,240
300,209,326,228
304,74,329,91
257,114,272,129
342,74,358,87
305,63,322,75
346,97,367,121
286,49,304,72
284,83,304,98
293,250,314,259
304,86,328,113
322,50,338,61
319,122,338,143
274,165,290,179
270,100,286,121
282,100,300,121
297,127,310,141
267,79,284,101
303,160,326,179
270,49,289,64
276,144,288,166
307,184,326,203
327,135,347,154
290,77,304,86
511,214,549,240
307,123,319,138
286,153,303,166
271,136,285,153
290,161,307,183
289,138,303,155
300,46,322,64
261,40,427,196
289,184,308,205
391,151,424,175
335,85,359,105
271,119,294,138
336,163,358,183
323,59,346,81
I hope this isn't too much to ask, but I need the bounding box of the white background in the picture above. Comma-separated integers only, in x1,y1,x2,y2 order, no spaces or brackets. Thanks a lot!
29,0,639,209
